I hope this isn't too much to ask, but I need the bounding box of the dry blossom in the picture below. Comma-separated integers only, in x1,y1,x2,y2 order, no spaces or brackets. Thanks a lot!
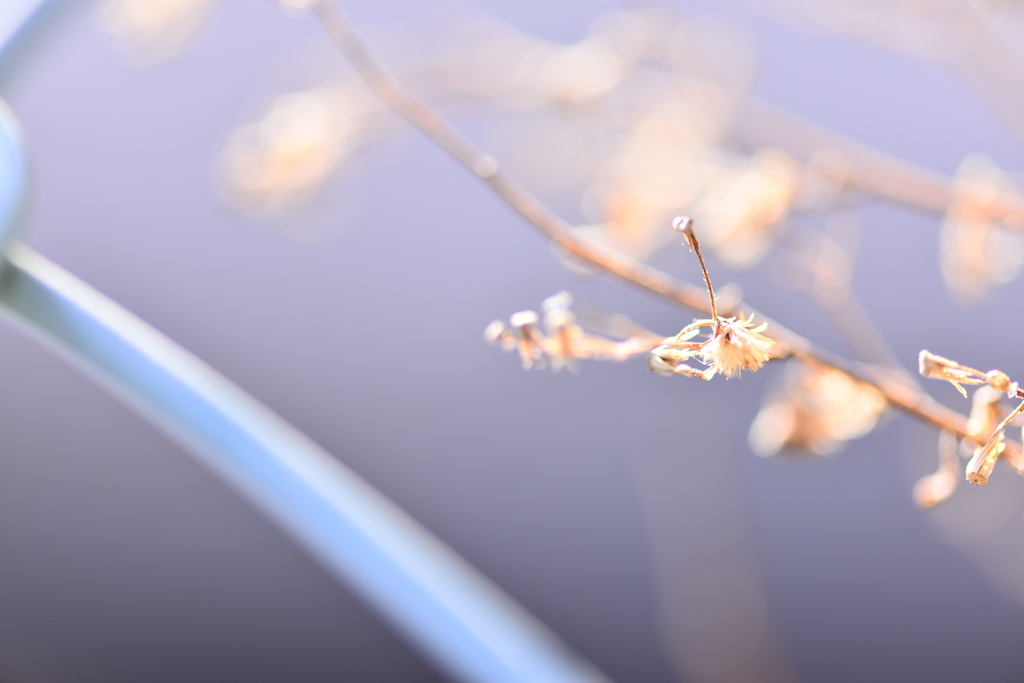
264,2,1024,522
917,349,1016,398
487,218,778,382
648,315,774,380
917,350,1024,492
485,292,663,371
647,217,775,381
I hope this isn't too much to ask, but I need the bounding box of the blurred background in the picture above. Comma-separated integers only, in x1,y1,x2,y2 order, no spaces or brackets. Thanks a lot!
2,0,1024,681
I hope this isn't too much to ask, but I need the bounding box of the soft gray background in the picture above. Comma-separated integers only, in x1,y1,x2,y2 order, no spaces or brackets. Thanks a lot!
0,0,1023,681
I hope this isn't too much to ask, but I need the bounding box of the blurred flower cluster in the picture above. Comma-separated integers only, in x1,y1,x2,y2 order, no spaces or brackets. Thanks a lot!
201,7,823,261
940,154,1024,301
749,360,887,457
89,0,1024,649
93,0,1024,506
95,0,218,65
98,2,1024,298
215,83,387,215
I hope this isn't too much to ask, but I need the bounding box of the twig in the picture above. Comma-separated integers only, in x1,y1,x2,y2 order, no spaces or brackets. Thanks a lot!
672,216,718,331
734,96,1024,229
300,0,1018,457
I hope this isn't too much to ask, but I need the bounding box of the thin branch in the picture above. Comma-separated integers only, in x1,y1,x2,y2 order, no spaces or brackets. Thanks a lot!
734,96,1024,229
306,0,713,311
301,0,1019,458
783,214,915,381
296,4,1024,232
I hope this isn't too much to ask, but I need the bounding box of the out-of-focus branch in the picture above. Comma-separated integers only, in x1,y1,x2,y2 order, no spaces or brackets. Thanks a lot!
734,96,1024,229
299,0,1020,464
781,213,912,377
305,0,713,310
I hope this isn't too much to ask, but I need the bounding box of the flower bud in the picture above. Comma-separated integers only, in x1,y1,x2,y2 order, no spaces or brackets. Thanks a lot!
966,435,1005,485
986,369,1011,393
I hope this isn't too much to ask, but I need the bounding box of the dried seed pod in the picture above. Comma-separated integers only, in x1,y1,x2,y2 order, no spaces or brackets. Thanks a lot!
918,350,987,397
966,435,1005,486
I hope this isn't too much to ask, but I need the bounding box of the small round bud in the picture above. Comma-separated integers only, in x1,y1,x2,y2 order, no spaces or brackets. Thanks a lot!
542,290,573,312
509,310,539,328
483,320,506,343
672,216,693,232
987,369,1011,393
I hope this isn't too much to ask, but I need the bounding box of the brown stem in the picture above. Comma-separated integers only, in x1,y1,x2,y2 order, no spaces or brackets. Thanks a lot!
299,0,1020,459
990,400,1024,446
672,216,718,329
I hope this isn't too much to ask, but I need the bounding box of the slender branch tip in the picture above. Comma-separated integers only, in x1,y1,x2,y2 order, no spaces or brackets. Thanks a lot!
673,216,718,325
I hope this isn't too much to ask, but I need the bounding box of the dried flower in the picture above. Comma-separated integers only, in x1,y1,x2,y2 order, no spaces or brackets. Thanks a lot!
918,350,1022,401
647,313,774,380
649,220,776,380
487,293,662,371
966,433,1005,486
966,398,1024,485
698,315,774,378
648,342,714,380
918,350,988,397
916,349,1024,487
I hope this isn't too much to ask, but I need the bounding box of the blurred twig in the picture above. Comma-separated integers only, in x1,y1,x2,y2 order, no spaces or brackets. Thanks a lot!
735,96,1024,228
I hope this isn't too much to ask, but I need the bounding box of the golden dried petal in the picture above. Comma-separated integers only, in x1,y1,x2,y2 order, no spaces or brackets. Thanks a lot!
697,317,774,378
